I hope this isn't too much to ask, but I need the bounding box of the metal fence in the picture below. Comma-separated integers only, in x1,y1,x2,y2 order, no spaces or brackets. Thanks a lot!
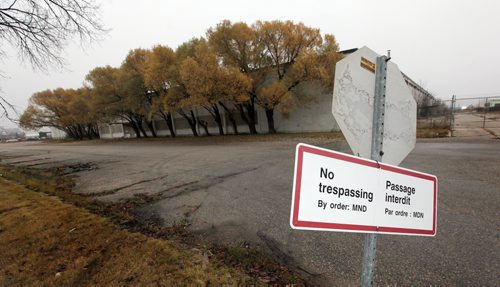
417,95,500,135
416,98,452,131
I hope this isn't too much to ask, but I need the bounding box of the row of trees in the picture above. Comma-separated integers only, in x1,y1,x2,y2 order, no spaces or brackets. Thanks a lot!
20,20,341,138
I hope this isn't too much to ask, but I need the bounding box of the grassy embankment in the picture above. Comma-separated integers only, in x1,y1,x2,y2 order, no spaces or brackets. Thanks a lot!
0,165,303,285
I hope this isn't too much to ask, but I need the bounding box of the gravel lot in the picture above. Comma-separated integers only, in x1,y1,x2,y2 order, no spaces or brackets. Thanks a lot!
0,134,499,285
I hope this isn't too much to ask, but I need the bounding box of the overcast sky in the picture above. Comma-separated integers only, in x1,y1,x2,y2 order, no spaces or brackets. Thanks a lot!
1,0,499,128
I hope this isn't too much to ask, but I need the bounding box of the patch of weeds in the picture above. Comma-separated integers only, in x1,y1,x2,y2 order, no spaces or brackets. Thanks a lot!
417,128,450,138
212,242,305,285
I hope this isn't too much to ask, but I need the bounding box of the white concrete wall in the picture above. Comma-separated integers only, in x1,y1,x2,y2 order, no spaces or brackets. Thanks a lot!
49,127,67,139
271,82,340,133
98,123,124,139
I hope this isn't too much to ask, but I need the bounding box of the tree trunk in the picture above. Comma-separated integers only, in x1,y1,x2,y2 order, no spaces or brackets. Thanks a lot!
247,96,258,134
198,118,210,136
134,116,148,138
91,124,100,138
179,110,198,136
129,121,141,138
65,126,77,139
77,124,85,140
189,110,199,137
209,104,224,135
247,106,258,134
219,102,238,134
72,125,83,140
89,124,96,138
237,104,249,126
64,127,72,139
133,114,148,138
138,123,148,138
146,120,157,137
125,113,141,138
265,108,276,134
84,125,93,139
237,103,257,134
160,111,176,137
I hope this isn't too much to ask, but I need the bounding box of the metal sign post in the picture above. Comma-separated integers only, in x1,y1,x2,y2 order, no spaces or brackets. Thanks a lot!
360,55,389,286
323,46,431,285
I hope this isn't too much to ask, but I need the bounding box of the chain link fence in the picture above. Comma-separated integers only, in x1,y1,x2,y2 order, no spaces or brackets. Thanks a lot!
416,95,500,137
416,98,452,137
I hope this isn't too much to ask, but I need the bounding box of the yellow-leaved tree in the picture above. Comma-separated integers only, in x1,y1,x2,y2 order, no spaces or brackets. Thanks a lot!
179,39,251,135
143,45,177,137
163,38,207,136
120,48,158,137
85,66,144,138
208,20,341,133
207,20,266,134
19,88,99,139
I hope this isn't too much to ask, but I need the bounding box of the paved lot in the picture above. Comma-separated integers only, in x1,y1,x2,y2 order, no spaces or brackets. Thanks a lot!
0,135,499,285
453,112,500,138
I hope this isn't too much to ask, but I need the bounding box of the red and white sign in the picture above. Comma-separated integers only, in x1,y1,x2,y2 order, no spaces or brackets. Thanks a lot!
290,143,437,236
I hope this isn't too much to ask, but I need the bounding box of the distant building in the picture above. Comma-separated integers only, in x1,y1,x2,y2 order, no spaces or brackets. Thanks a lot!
21,127,66,140
98,119,133,139
25,132,39,140
488,98,500,111
0,126,24,141
49,127,67,139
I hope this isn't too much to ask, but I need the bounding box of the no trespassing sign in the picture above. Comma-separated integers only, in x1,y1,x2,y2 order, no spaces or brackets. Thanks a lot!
290,144,437,236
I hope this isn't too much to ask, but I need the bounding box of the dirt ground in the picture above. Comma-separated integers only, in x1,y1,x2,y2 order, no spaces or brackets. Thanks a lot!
0,133,499,285
453,112,500,138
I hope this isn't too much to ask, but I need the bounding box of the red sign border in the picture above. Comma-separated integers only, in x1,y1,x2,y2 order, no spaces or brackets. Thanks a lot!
291,144,437,236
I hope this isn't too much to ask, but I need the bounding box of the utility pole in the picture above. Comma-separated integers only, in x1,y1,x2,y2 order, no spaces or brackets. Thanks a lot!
450,95,456,137
483,98,489,128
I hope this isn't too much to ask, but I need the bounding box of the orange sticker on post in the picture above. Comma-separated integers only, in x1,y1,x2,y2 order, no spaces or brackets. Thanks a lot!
360,57,376,73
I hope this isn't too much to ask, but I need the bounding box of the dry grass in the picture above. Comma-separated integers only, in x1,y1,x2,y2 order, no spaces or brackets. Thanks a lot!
417,128,450,138
0,178,248,286
0,165,305,285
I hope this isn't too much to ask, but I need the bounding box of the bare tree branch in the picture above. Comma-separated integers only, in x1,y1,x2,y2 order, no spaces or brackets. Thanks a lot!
0,0,105,70
0,94,18,121
0,0,105,122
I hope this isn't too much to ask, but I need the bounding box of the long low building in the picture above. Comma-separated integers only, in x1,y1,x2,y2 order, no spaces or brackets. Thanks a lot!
99,83,340,138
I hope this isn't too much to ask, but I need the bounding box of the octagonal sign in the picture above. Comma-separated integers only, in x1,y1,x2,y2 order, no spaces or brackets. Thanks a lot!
332,46,416,165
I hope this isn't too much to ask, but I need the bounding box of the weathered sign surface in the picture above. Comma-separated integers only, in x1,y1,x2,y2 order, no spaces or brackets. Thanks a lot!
332,46,417,165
